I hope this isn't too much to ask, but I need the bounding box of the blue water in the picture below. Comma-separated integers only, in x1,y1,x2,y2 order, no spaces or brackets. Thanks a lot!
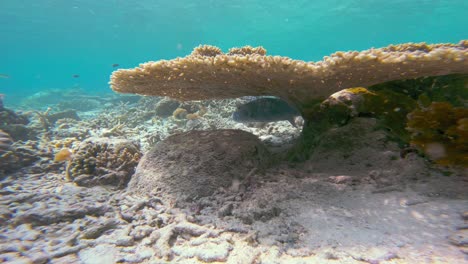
1,0,467,103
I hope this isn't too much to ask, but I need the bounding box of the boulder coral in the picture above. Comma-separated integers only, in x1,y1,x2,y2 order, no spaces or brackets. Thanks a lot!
128,130,271,202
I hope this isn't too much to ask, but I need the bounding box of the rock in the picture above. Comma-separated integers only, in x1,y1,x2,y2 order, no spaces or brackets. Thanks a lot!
462,211,468,221
78,244,117,264
29,253,49,264
15,224,41,241
155,98,180,118
449,229,468,246
46,110,80,124
14,203,109,226
130,225,153,240
218,203,234,217
117,246,153,263
115,236,134,247
327,175,354,185
50,245,85,258
128,129,272,202
0,252,31,264
81,219,118,239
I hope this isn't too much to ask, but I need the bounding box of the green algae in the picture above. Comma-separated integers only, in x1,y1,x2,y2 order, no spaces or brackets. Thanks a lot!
289,74,468,166
407,102,468,167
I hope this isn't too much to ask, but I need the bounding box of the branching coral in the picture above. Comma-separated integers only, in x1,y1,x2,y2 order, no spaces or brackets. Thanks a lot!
69,137,142,188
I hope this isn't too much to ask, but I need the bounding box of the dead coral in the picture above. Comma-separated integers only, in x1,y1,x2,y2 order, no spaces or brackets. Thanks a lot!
0,140,43,176
0,107,31,141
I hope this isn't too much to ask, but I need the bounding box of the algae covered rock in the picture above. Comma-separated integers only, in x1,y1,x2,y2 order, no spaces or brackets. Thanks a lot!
128,129,272,202
407,102,468,166
70,137,142,188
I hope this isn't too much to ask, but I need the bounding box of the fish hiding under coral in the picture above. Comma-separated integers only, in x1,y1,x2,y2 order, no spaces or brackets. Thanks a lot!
233,97,301,127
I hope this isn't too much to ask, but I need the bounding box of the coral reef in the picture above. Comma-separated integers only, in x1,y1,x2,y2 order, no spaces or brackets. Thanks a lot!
57,98,101,111
110,41,467,104
0,140,43,176
68,137,142,188
407,102,468,166
128,129,272,202
109,41,468,159
46,110,80,124
0,107,30,141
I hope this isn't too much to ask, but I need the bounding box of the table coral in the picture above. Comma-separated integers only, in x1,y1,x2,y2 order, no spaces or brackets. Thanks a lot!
110,41,467,105
69,137,142,188
109,41,468,160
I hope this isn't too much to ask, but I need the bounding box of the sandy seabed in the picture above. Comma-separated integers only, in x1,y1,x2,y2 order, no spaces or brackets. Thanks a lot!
0,96,467,264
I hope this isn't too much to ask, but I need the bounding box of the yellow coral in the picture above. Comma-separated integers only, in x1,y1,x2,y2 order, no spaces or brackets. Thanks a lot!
172,108,188,119
345,87,377,95
54,148,73,162
186,113,200,120
407,102,468,167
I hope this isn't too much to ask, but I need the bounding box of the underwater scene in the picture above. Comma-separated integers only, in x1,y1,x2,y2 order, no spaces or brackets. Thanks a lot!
1,0,468,263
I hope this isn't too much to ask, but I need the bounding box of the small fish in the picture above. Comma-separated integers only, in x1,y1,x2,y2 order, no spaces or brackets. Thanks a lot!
0,74,10,79
233,97,300,127
54,148,73,162
72,74,80,78
112,63,120,67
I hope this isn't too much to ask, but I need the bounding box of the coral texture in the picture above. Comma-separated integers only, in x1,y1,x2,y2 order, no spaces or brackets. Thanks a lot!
110,41,468,109
0,129,12,153
128,129,272,202
407,102,468,166
69,137,141,188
